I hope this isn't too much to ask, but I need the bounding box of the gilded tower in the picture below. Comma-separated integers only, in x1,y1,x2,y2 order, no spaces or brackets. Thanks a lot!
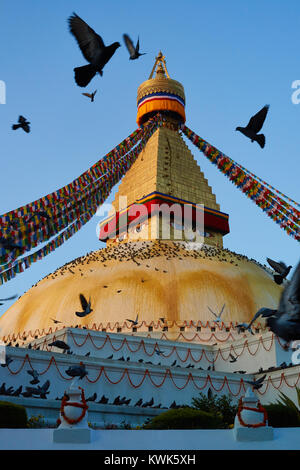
99,53,229,247
0,53,282,340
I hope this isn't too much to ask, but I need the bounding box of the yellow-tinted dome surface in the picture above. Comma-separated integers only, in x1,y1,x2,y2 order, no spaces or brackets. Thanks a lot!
0,241,282,339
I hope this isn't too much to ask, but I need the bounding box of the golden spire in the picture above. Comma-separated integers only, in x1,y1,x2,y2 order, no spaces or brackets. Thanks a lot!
148,51,170,79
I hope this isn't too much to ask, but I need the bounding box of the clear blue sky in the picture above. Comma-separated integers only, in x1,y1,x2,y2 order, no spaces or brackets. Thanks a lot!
0,0,299,314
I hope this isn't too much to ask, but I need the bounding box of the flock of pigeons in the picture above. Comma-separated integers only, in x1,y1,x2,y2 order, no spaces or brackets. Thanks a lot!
10,12,146,134
206,256,300,348
11,11,269,150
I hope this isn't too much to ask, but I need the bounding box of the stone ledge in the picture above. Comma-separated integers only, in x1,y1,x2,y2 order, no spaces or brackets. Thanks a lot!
53,427,92,443
232,426,274,441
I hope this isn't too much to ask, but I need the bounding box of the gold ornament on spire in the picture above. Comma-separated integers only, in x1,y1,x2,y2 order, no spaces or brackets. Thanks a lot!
137,52,186,126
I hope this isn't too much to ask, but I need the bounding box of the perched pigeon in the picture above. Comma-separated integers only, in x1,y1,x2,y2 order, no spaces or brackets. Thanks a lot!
68,13,120,87
266,258,292,285
208,304,225,323
134,398,143,407
236,105,269,148
142,397,154,408
82,90,97,102
98,394,109,404
65,362,88,380
123,34,146,60
12,385,22,397
75,294,93,317
126,314,139,326
249,259,300,346
48,339,70,352
229,353,237,363
12,115,30,133
245,374,267,391
86,392,97,402
113,395,121,405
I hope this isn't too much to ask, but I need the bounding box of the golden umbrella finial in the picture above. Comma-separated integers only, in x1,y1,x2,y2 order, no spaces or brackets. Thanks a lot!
148,51,170,79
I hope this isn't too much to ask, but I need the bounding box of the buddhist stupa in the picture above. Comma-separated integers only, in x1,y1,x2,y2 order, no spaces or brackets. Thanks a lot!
0,53,282,341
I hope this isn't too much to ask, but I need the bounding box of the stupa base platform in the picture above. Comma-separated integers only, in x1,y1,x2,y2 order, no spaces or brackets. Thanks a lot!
53,427,92,443
232,426,274,442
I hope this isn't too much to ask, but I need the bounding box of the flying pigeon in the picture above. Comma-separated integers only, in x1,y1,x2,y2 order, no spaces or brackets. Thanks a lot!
48,339,70,352
50,318,62,324
0,294,18,306
123,34,146,60
12,115,30,133
154,347,164,356
75,294,93,317
0,294,17,301
266,258,292,285
245,374,267,391
82,90,97,102
208,304,225,322
68,13,120,87
126,314,139,326
27,369,40,385
236,322,255,335
236,105,269,148
65,362,88,380
248,259,300,346
25,380,50,399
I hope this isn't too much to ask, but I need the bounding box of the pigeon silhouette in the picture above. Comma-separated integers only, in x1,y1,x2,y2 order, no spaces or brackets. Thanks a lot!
48,339,70,352
68,13,120,87
65,362,88,380
82,90,97,102
236,321,255,335
123,34,146,60
208,304,225,322
245,374,267,390
75,294,93,317
27,369,40,385
12,115,30,133
126,314,138,326
0,294,17,303
236,105,269,148
266,258,292,285
229,353,237,363
249,259,300,346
